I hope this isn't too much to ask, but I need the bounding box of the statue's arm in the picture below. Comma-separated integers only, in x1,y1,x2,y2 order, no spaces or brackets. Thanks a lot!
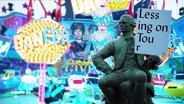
91,42,114,74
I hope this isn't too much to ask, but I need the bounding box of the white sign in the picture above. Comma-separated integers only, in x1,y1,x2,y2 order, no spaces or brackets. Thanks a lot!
135,8,171,55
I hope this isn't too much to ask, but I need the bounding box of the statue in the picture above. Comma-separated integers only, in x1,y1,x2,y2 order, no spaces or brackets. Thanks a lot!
91,14,161,104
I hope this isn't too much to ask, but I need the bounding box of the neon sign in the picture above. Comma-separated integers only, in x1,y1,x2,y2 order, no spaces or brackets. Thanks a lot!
0,35,12,57
93,13,113,26
173,38,184,57
64,60,92,72
106,0,129,11
171,18,184,38
92,7,114,30
72,0,99,15
14,19,69,64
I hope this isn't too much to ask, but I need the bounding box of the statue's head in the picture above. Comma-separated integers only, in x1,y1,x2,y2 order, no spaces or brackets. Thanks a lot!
119,14,136,33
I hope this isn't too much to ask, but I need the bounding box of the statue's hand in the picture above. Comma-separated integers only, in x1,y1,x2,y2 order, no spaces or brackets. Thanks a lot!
104,70,112,75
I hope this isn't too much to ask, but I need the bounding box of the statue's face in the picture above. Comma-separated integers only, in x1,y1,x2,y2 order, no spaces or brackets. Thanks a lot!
118,15,135,34
119,19,132,33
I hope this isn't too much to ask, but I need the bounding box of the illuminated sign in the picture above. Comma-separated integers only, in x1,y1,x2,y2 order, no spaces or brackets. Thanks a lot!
171,18,184,38
65,60,92,72
14,19,69,64
72,0,99,15
92,13,113,26
0,35,12,57
106,0,129,11
92,7,114,29
172,38,184,57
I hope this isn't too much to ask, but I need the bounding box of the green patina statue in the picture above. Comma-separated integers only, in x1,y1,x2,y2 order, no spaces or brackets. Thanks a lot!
92,14,161,104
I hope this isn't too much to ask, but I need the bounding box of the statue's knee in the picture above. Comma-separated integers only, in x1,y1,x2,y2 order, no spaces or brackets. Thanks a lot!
135,71,147,84
119,81,131,93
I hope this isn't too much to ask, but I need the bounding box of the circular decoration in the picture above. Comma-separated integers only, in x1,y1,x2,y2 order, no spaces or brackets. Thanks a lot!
14,19,69,64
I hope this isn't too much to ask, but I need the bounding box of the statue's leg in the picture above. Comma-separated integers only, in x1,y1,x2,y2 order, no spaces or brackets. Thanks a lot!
146,92,154,104
98,73,122,104
146,82,155,104
117,81,132,104
134,70,147,104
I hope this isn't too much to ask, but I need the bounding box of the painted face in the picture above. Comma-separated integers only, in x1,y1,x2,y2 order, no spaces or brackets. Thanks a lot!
74,29,83,39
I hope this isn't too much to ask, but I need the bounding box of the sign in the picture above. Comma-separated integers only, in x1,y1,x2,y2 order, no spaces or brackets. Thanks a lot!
92,7,113,26
72,0,99,15
106,0,129,11
14,19,69,64
0,35,12,57
135,8,171,55
172,38,184,57
171,17,184,38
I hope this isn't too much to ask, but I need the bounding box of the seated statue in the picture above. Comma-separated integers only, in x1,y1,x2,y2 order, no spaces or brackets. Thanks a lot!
91,14,162,104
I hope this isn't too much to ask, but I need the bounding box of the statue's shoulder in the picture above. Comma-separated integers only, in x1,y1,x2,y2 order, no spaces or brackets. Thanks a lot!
114,35,125,42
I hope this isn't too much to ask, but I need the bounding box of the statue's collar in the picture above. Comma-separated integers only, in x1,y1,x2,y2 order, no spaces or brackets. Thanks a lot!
121,32,134,40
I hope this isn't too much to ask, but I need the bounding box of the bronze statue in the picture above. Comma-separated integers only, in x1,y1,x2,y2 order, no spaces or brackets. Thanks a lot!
91,14,161,104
